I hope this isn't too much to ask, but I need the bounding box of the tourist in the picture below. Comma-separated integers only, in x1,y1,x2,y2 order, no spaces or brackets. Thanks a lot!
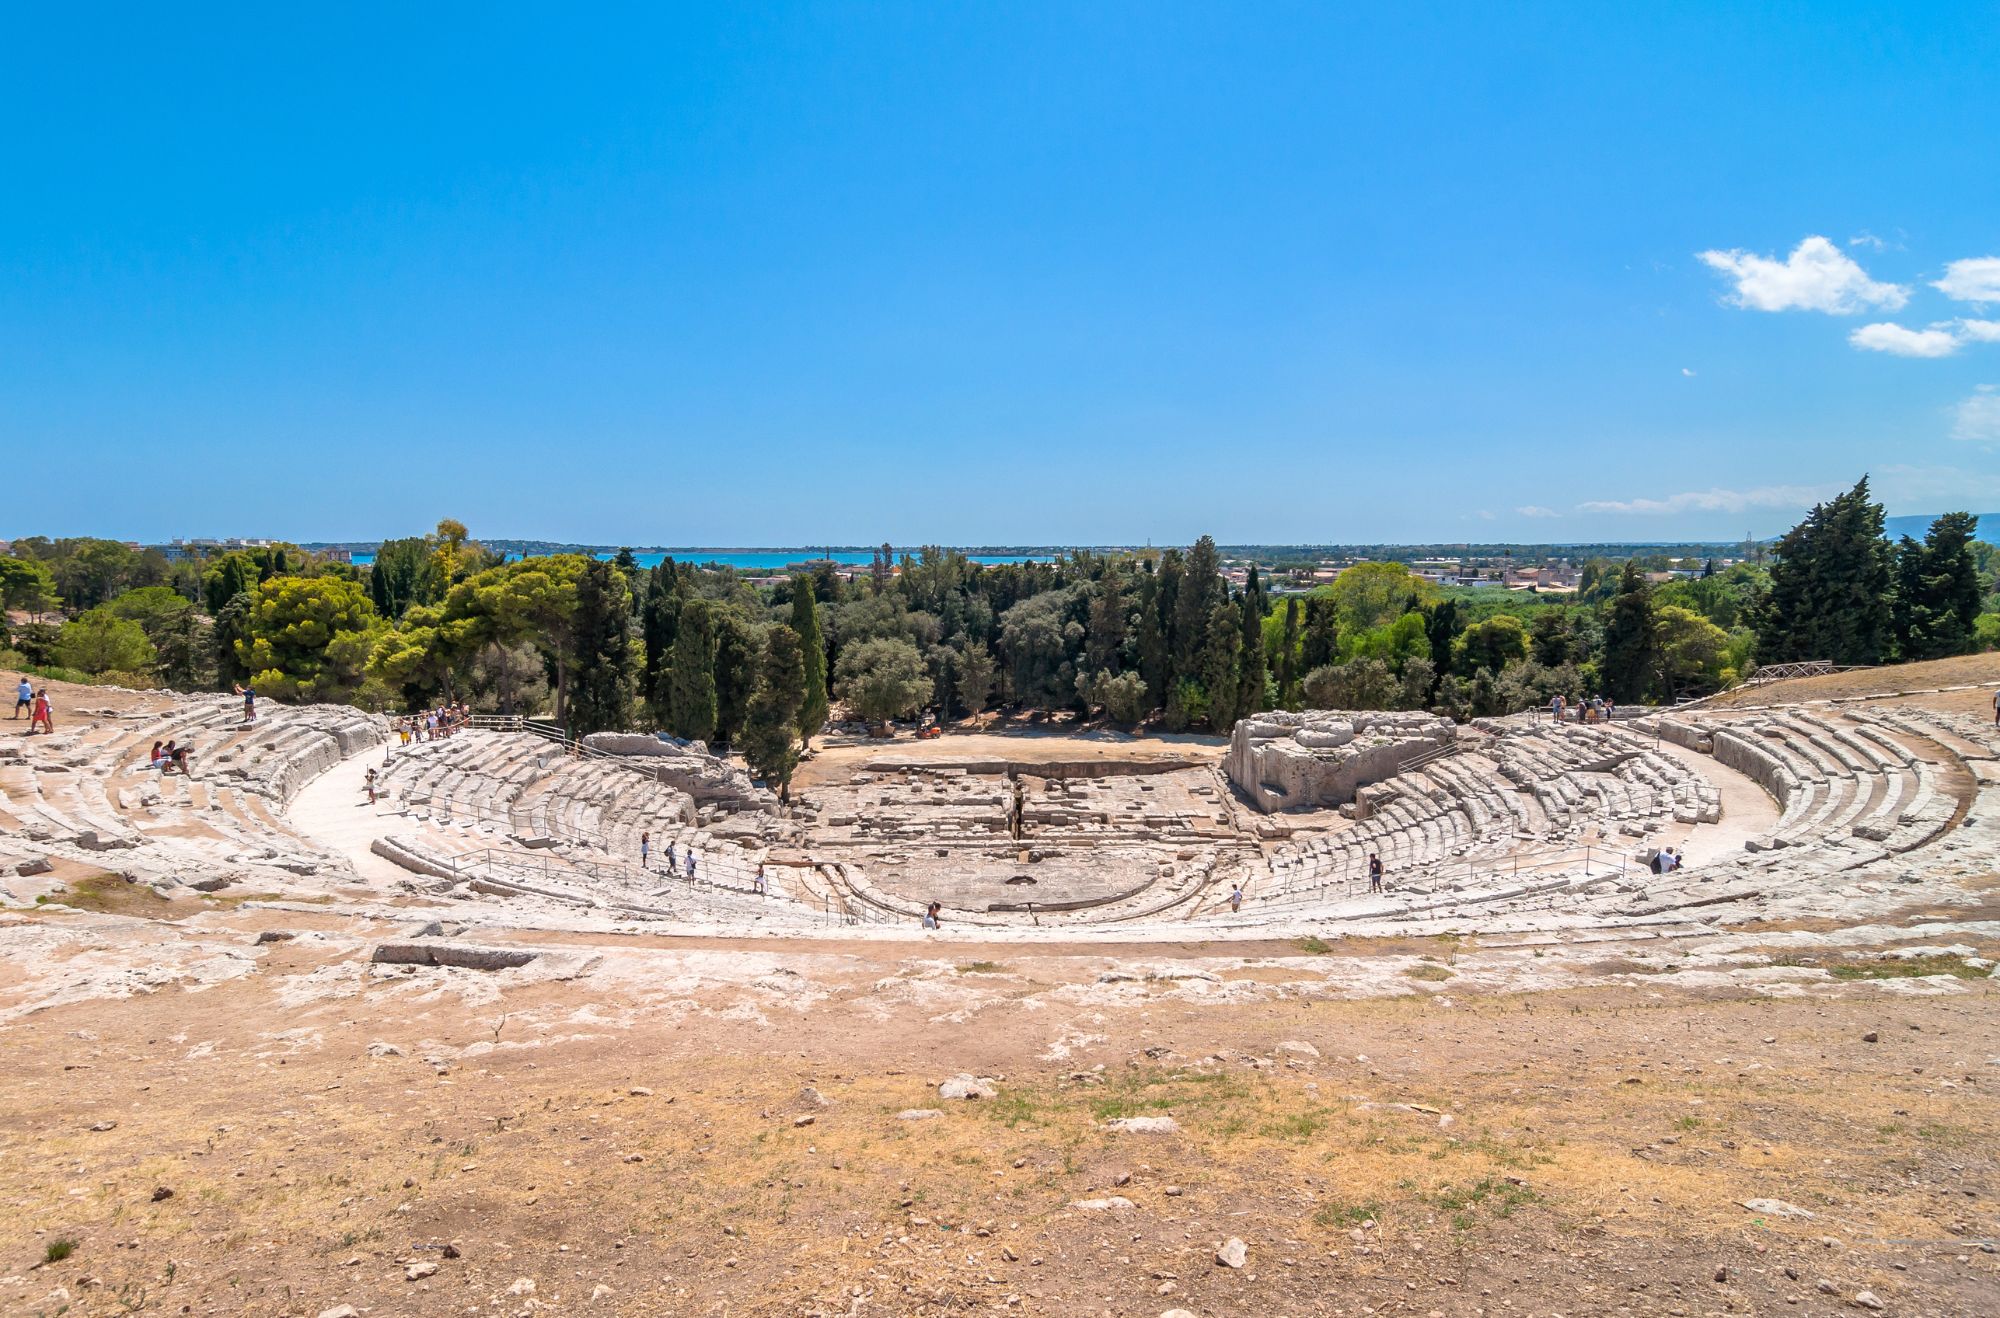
236,683,256,723
170,744,191,775
1649,848,1666,875
13,676,31,720
639,831,651,870
1664,847,1681,872
922,901,943,930
28,689,52,735
1368,854,1383,893
1991,688,1998,727
149,740,167,769
686,850,697,881
754,866,768,896
364,768,378,805
665,839,678,873
1228,884,1243,913
1550,694,1564,724
1604,697,1617,721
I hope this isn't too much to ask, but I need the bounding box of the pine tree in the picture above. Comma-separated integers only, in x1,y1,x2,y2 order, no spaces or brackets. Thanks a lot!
741,624,806,802
1202,598,1240,733
667,597,718,743
790,576,829,743
1600,563,1658,703
1277,596,1301,708
1236,568,1268,721
567,559,635,736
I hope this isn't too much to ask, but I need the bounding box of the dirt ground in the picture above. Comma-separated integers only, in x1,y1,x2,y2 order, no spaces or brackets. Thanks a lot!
796,729,1226,790
1704,653,2000,715
4,916,1998,1318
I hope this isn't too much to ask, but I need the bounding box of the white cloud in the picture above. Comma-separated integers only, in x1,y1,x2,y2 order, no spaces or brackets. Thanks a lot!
1698,235,1908,314
1954,318,2000,343
1952,386,2000,444
1681,367,1696,377
1515,505,1559,519
1475,509,1496,520
1577,484,1836,516
1934,256,2000,303
1848,322,1961,357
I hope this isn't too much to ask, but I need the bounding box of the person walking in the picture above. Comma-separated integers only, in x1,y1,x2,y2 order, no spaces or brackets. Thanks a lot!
1228,884,1243,913
665,839,677,873
28,689,52,735
922,901,943,930
13,676,31,720
639,831,651,870
1550,694,1564,724
685,849,697,882
364,768,378,805
754,866,768,896
1368,853,1383,893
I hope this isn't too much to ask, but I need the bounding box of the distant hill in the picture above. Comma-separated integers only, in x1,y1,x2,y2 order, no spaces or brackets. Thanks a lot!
1883,514,1997,545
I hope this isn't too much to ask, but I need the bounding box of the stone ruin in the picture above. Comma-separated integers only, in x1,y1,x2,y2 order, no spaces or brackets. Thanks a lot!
582,731,778,814
1226,710,1456,813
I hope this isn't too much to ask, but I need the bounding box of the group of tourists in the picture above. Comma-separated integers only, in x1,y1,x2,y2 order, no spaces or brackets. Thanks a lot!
638,829,700,881
147,739,193,774
1548,694,1617,724
13,678,52,734
396,703,470,746
1648,846,1684,874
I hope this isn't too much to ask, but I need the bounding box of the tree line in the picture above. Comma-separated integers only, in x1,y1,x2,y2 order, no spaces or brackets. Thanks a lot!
2,480,1994,795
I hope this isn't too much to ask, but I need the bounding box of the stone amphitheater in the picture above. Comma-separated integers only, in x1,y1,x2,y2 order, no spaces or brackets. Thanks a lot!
3,675,1995,950
7,667,2000,1315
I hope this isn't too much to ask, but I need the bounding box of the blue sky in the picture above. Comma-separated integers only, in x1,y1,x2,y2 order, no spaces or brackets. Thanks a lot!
3,4,1997,546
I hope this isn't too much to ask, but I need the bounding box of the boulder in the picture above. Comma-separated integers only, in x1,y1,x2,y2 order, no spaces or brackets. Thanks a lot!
370,943,538,971
939,1074,997,1100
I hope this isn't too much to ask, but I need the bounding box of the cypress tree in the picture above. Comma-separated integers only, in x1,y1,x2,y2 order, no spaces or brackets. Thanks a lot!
640,559,684,719
711,608,760,747
1202,598,1240,733
1237,568,1267,721
1135,566,1168,708
1278,596,1301,708
667,597,718,743
1600,563,1658,703
568,559,635,736
1893,512,1984,659
790,575,829,743
1758,477,1893,665
1173,537,1222,681
741,624,806,802
1085,573,1128,674
1423,598,1461,675
1301,595,1339,672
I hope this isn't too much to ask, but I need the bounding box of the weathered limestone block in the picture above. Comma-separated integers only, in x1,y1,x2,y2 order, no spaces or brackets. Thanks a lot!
581,732,775,815
1225,711,1456,813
